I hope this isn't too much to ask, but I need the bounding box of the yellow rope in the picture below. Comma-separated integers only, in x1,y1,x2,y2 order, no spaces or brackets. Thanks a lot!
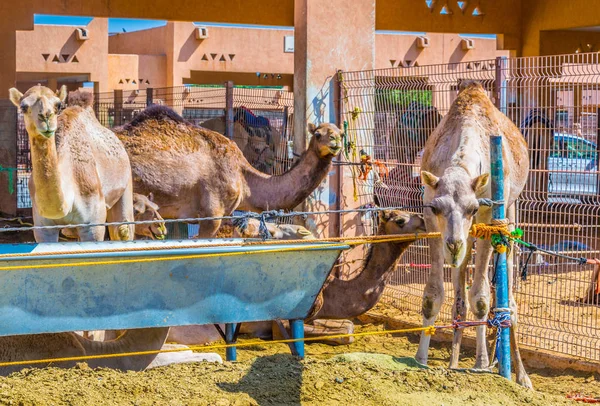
469,221,510,241
0,325,438,368
0,232,442,260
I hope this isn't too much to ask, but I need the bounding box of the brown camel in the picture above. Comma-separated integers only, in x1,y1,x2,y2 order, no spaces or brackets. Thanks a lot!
9,86,134,242
0,328,168,375
416,81,531,388
109,105,342,237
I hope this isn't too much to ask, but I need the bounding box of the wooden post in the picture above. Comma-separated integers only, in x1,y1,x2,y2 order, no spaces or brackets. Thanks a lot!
225,81,234,140
146,88,154,107
114,89,124,127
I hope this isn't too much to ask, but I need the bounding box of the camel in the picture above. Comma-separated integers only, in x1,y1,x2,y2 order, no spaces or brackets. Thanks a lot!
9,86,134,243
232,218,315,240
61,193,167,241
110,104,342,238
416,81,532,388
200,116,249,153
168,209,425,346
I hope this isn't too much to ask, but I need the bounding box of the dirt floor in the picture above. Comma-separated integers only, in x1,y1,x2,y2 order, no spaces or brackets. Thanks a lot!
0,317,597,405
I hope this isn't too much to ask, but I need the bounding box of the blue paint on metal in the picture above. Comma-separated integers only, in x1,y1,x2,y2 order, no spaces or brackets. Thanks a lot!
225,323,237,361
290,319,305,358
0,240,347,336
490,135,512,380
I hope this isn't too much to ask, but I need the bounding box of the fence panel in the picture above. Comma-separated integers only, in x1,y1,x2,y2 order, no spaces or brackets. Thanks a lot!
339,54,600,362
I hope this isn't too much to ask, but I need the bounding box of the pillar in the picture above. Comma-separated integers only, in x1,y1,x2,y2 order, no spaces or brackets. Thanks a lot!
47,78,58,93
293,0,375,238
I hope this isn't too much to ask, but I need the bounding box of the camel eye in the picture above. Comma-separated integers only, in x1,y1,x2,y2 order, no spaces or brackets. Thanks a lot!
468,206,479,216
395,218,406,226
314,131,322,139
430,206,440,215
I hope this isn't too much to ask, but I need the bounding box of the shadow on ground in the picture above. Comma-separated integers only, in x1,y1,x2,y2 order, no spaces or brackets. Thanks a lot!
218,354,303,405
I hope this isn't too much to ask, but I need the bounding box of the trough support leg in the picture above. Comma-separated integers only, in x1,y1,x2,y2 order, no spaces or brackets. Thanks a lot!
225,323,237,362
290,319,305,359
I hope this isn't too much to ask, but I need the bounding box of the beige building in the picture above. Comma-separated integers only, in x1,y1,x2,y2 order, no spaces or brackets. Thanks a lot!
13,18,506,93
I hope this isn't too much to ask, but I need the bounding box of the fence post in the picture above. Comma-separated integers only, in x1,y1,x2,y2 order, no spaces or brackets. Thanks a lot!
146,88,154,107
225,81,234,140
490,135,511,380
494,56,508,114
114,89,123,127
335,70,344,238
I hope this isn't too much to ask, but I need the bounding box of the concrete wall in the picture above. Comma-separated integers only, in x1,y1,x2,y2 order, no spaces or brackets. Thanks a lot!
108,54,167,90
15,18,109,91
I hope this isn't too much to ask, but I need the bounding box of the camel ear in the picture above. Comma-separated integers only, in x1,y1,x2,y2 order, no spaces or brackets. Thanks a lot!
9,88,23,108
379,209,393,222
56,85,68,104
421,171,439,189
471,173,490,193
307,123,317,134
148,192,154,202
133,201,145,215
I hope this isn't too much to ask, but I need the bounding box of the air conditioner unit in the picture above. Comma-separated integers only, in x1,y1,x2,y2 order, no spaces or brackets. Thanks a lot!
196,26,209,40
417,36,430,49
76,28,89,41
462,38,475,51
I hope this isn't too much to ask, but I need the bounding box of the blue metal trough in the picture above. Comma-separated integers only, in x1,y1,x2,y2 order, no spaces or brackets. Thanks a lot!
0,239,348,361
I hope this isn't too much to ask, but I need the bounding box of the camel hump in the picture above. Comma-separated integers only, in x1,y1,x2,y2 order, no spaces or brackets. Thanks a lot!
67,90,94,108
127,105,188,128
458,79,484,93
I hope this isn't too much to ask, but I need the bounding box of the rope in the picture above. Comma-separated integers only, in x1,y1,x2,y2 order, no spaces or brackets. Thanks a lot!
0,232,442,264
0,311,515,369
0,206,432,233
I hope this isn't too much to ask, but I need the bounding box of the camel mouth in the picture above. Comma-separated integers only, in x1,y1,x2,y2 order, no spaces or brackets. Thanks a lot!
328,145,342,155
150,228,166,240
40,130,55,138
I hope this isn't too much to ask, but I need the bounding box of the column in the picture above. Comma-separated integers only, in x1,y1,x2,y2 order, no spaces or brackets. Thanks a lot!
293,0,376,238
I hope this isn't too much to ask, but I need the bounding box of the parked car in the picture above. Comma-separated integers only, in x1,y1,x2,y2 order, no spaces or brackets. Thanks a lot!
548,133,598,200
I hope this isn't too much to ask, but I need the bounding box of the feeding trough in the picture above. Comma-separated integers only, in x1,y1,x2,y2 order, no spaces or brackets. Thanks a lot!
0,239,348,361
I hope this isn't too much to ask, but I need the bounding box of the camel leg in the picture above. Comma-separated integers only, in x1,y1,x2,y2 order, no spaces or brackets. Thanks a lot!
106,178,135,241
449,238,474,369
303,319,354,346
469,238,493,369
416,234,445,365
31,209,60,243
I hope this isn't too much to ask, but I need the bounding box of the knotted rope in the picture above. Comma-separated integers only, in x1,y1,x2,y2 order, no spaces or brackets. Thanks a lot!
231,210,284,240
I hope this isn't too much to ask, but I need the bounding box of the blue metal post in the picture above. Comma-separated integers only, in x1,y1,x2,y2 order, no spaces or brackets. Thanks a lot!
490,135,511,380
289,319,305,359
225,323,237,361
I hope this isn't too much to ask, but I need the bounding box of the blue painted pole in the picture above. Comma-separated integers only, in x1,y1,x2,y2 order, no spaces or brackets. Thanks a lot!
225,323,237,361
289,319,305,359
490,135,511,380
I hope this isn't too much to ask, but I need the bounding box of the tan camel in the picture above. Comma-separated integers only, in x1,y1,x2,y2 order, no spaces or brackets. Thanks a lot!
61,193,167,241
232,218,315,240
110,105,342,238
168,210,425,346
9,86,134,242
0,328,167,375
200,116,249,153
416,81,532,388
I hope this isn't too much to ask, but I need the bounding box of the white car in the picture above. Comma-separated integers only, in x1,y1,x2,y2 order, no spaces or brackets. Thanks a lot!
548,133,598,200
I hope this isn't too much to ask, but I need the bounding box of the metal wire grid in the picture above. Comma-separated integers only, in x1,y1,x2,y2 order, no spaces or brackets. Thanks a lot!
339,54,600,362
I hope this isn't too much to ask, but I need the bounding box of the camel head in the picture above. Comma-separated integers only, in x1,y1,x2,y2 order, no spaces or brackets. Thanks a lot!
9,85,67,139
233,218,316,240
132,193,167,240
379,209,426,235
307,123,343,158
421,168,489,267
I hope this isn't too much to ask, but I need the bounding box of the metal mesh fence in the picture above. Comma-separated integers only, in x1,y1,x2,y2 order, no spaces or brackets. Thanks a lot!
339,54,600,362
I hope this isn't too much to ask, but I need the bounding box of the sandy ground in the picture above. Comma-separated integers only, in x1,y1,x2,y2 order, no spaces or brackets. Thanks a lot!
0,319,596,405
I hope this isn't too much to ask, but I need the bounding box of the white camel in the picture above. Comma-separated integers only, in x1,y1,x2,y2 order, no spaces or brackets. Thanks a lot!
416,81,532,388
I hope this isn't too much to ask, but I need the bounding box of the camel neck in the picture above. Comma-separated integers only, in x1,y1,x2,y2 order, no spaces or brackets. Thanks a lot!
29,135,71,219
240,147,333,212
314,238,414,319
